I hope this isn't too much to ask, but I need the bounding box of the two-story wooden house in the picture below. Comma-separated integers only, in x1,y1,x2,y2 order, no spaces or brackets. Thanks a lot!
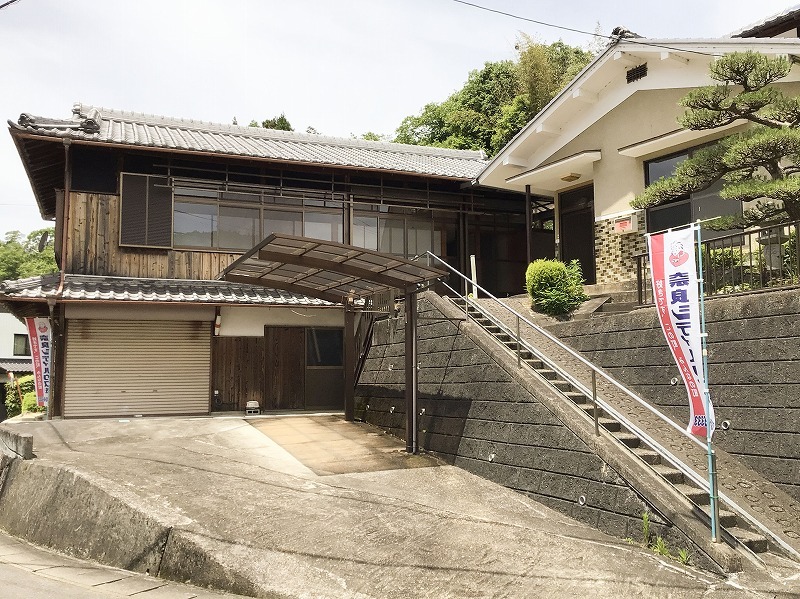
1,104,529,418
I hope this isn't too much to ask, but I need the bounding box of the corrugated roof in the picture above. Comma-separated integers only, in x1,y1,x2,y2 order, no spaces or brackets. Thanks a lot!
0,358,33,373
9,103,487,180
730,4,800,37
0,273,335,306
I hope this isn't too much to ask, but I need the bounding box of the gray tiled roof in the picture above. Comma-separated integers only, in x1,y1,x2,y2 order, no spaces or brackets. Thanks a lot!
729,4,800,37
0,274,335,306
0,357,33,373
9,103,487,180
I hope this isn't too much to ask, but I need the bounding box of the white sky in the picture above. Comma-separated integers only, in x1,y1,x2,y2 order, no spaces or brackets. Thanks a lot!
0,0,795,234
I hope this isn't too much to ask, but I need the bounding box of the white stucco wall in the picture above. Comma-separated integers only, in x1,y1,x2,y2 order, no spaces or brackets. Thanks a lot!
218,306,344,337
0,311,28,358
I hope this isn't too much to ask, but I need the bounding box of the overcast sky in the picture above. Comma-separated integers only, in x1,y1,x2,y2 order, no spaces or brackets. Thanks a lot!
0,0,795,235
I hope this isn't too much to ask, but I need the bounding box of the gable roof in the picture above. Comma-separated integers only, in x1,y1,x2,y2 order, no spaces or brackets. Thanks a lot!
9,103,489,220
10,103,486,179
478,36,800,194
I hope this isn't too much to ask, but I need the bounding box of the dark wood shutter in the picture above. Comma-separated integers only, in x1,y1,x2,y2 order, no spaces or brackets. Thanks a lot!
120,173,172,248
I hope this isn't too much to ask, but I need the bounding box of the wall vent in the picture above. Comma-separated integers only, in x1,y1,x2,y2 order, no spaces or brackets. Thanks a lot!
626,63,648,83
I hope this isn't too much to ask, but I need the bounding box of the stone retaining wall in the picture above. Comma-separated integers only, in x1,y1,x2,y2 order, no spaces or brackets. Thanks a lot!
547,289,800,501
355,293,737,570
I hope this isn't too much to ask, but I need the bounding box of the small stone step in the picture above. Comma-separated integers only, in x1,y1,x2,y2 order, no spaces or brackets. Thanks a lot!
674,483,709,505
632,448,661,465
536,369,558,380
651,464,684,484
524,359,544,369
563,391,587,403
598,417,621,432
726,526,769,553
614,432,641,448
552,379,573,392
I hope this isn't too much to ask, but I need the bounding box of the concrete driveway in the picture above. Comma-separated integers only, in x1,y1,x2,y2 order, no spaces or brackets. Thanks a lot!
1,414,797,598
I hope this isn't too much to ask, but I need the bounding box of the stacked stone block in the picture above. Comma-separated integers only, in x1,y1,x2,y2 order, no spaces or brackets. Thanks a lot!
547,289,800,501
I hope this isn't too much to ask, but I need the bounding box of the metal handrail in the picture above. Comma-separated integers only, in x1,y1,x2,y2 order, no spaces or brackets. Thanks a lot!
428,252,800,561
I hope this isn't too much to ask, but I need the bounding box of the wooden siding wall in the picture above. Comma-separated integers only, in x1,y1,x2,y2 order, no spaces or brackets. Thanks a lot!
211,337,265,411
265,327,305,410
65,192,240,279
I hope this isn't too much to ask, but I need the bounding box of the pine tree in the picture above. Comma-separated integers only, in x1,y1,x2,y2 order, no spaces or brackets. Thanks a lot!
632,52,800,228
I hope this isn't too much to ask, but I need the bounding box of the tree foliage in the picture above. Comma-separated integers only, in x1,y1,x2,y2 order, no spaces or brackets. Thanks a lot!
394,38,595,156
632,52,800,228
0,228,57,282
248,113,293,131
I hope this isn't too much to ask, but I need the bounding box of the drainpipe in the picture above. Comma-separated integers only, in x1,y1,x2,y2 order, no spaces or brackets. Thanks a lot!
50,138,71,419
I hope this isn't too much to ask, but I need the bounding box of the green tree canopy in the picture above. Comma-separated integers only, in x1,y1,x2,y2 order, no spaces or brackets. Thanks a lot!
394,38,594,156
248,113,293,131
632,52,800,228
0,228,57,282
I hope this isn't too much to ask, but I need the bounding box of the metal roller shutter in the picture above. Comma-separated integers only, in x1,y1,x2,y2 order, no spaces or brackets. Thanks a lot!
64,320,211,418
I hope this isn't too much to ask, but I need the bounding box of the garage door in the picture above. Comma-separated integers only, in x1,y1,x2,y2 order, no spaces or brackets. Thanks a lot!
64,320,211,418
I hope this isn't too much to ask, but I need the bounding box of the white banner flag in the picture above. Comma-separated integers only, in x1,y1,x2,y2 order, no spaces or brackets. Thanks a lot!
25,317,52,408
648,225,715,437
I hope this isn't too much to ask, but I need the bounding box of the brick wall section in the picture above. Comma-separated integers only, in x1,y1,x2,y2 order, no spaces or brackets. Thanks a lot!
357,296,690,549
594,214,647,285
546,289,800,501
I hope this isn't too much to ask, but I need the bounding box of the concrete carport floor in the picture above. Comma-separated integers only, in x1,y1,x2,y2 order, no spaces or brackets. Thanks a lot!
1,415,796,598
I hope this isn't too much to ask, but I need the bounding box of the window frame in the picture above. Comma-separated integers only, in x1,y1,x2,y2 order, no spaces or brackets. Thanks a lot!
13,334,30,357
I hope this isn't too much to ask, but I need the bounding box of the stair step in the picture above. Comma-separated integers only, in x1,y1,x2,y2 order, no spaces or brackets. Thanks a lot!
674,483,709,505
536,369,558,380
563,391,587,403
651,464,684,484
552,379,573,392
598,417,621,432
614,432,641,448
726,526,769,554
524,359,544,370
632,448,661,465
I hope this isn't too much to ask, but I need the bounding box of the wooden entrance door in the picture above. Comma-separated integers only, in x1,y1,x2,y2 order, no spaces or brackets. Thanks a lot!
559,185,596,284
264,327,305,410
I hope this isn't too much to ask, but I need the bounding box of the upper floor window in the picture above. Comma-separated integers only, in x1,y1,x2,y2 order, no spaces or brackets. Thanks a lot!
13,334,30,356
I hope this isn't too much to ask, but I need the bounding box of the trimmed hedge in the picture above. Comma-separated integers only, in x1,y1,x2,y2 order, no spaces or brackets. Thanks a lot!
525,259,589,316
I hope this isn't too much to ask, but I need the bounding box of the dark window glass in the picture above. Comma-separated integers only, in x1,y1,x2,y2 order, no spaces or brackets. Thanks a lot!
174,201,217,247
648,200,692,233
306,329,343,367
646,152,687,184
13,334,30,356
219,206,260,249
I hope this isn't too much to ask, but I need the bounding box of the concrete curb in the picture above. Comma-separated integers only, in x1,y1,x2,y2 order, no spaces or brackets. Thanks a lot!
0,459,172,575
0,426,33,459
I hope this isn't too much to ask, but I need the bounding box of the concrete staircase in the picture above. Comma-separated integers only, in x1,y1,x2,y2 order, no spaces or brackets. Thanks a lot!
581,281,640,318
452,297,772,558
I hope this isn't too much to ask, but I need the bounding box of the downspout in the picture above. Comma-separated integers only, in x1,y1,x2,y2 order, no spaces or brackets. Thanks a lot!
50,138,71,419
57,138,72,295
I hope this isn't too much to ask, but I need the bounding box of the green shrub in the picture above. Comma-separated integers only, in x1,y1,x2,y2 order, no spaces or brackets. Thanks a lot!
4,374,43,418
525,259,588,316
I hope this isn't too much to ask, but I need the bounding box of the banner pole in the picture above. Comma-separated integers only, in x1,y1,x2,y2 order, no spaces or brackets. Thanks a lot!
695,222,720,543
